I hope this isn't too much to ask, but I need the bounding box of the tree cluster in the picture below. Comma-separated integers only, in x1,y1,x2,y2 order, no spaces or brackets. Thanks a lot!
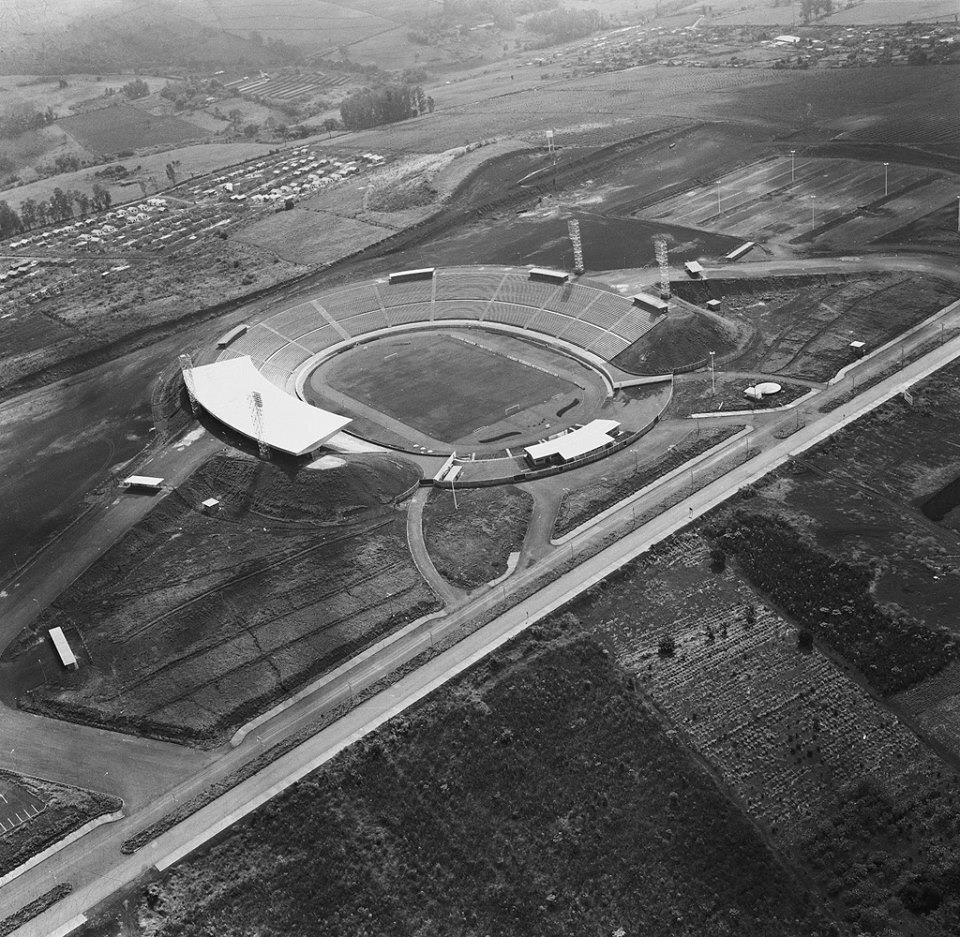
1,182,113,236
0,101,56,139
339,84,433,132
525,6,603,44
121,78,149,100
800,0,833,23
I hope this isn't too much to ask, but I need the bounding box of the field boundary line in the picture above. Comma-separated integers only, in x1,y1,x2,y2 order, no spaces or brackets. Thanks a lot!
229,608,447,747
829,297,960,386
0,810,123,890
551,426,753,545
689,386,818,419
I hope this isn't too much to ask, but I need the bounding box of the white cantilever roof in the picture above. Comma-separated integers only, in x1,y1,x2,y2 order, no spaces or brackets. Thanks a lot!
184,356,351,456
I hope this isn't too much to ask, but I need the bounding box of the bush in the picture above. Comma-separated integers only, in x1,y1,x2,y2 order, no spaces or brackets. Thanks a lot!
658,635,676,657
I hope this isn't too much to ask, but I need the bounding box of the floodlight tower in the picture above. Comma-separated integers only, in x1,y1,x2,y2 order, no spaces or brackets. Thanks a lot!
178,353,200,415
568,218,584,275
249,391,270,460
653,235,671,305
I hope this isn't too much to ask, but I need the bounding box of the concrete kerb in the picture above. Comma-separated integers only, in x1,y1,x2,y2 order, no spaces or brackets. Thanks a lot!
0,810,124,890
829,297,960,386
550,426,754,546
485,551,520,589
229,608,448,747
689,386,818,419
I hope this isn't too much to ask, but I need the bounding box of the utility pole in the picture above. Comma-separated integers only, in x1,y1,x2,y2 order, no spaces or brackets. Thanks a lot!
716,179,721,215
710,350,716,395
789,149,796,182
810,194,817,229
883,161,890,197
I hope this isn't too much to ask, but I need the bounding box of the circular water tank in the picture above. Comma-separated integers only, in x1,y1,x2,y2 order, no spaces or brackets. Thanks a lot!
755,381,782,397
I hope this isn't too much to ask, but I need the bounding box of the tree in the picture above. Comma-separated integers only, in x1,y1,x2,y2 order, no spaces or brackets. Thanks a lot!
49,187,74,221
74,191,91,215
91,183,112,211
243,122,260,138
121,78,149,100
658,635,676,657
0,200,22,238
321,117,341,135
19,198,37,230
228,108,243,131
165,162,177,184
34,199,49,226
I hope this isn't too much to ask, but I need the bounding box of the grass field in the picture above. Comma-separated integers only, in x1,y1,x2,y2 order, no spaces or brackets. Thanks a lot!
422,485,532,589
57,105,208,156
0,769,120,879
321,332,579,443
78,631,826,937
2,454,437,745
672,273,959,382
231,207,393,264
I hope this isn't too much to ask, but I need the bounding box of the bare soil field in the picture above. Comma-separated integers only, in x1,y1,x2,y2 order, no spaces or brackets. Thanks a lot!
0,769,120,879
422,485,532,590
644,155,960,249
876,199,960,253
613,304,745,375
667,374,812,417
553,425,744,538
0,240,303,396
78,631,828,937
57,105,208,157
2,454,437,745
672,273,959,382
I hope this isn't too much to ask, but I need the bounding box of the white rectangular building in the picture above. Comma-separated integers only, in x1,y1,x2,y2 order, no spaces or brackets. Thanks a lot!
49,627,78,670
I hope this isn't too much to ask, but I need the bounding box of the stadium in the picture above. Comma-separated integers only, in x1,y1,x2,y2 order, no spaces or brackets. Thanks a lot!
182,264,671,484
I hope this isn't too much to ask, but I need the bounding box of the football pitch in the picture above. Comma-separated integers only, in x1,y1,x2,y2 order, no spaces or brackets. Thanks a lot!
322,332,577,442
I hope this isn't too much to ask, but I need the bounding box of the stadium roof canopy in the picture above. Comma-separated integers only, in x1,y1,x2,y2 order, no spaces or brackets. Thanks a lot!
184,356,351,456
524,419,621,464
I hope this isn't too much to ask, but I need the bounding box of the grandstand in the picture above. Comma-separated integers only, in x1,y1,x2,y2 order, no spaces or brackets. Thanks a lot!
217,264,665,398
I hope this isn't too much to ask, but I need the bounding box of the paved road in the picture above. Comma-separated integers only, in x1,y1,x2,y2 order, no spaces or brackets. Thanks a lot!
9,307,960,935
